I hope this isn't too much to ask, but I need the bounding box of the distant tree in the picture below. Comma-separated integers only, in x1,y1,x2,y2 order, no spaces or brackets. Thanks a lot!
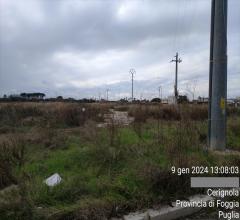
151,98,161,103
119,98,128,103
20,93,45,99
3,94,7,98
178,95,189,103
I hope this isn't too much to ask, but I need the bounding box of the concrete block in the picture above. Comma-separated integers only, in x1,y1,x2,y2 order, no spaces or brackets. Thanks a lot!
123,194,213,220
123,212,148,220
148,195,213,220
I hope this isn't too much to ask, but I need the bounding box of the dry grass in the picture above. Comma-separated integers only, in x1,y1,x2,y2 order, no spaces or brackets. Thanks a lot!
0,135,26,189
131,104,147,138
128,104,208,121
0,102,110,129
46,198,113,220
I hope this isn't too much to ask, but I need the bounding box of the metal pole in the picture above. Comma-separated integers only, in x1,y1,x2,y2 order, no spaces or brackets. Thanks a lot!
132,73,133,101
159,86,162,101
210,0,227,150
175,53,178,98
106,89,109,101
161,86,163,101
98,92,101,101
171,53,182,103
130,69,136,102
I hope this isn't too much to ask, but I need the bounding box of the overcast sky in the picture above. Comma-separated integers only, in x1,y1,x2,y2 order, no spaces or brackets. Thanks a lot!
0,0,239,100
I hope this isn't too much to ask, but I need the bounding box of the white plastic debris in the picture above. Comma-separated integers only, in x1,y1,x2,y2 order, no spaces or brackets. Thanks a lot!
44,173,62,187
82,107,86,112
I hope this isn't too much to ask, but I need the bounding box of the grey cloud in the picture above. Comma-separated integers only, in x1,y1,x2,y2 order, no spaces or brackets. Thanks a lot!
0,0,239,99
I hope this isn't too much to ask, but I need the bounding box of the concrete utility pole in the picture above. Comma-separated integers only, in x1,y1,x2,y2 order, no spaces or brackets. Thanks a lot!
209,0,228,150
208,0,215,147
130,69,136,101
158,86,162,100
171,52,182,100
98,91,101,101
106,89,109,101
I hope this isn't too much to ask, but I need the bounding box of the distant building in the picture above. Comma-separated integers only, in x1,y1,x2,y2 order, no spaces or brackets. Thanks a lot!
161,99,168,104
197,97,209,104
227,99,235,105
227,98,240,107
167,96,176,104
235,97,240,107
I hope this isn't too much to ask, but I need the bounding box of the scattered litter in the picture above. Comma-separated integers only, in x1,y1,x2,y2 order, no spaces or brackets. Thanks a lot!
82,107,86,112
44,173,62,187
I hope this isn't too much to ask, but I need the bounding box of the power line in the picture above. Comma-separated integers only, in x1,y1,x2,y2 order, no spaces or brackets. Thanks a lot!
172,0,181,53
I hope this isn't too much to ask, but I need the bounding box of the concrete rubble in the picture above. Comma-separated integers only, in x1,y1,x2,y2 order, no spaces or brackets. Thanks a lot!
97,110,134,128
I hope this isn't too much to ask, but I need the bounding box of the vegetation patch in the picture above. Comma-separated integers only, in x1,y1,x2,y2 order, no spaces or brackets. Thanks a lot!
0,102,239,219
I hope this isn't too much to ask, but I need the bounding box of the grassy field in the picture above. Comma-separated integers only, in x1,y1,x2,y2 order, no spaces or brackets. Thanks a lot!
0,102,239,220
